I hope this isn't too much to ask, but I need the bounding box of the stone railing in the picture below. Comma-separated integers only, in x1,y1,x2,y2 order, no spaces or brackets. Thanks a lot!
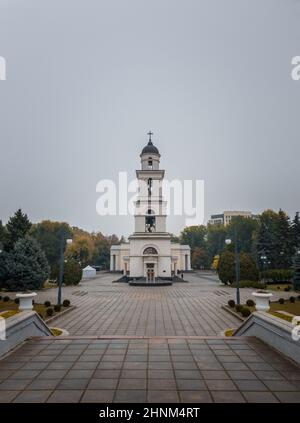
0,310,52,358
234,311,300,365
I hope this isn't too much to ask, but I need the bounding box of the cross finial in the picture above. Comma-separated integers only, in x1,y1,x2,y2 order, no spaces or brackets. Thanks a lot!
147,131,153,142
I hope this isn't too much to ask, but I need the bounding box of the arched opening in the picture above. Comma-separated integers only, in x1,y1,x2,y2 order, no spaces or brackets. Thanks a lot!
145,209,156,232
143,247,158,255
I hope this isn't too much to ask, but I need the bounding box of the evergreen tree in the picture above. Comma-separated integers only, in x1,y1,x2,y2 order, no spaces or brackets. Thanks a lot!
291,212,300,253
0,220,6,249
292,253,300,291
5,209,31,250
4,235,50,291
256,210,277,269
275,209,293,269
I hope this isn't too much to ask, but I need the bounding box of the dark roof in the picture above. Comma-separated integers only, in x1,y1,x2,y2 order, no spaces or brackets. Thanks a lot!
141,140,159,155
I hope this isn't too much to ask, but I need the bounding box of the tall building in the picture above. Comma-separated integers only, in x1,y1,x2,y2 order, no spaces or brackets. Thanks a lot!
208,210,253,226
110,133,191,282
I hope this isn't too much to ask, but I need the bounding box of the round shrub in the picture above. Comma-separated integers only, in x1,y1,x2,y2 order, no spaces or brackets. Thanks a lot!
235,304,243,313
0,296,2,301
297,295,300,301
63,260,82,286
46,307,54,317
290,296,296,303
278,298,285,304
14,298,20,304
228,299,235,308
44,301,51,307
54,305,61,312
3,296,10,302
62,299,70,307
246,299,255,307
241,307,251,317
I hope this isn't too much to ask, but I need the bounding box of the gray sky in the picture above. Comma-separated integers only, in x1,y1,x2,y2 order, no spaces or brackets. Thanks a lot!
0,0,299,237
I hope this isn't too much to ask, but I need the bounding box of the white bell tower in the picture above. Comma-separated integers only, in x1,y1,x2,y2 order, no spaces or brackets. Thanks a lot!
128,132,172,279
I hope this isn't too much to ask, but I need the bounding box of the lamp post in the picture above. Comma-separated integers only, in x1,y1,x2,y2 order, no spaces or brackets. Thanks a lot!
225,228,240,305
57,235,72,306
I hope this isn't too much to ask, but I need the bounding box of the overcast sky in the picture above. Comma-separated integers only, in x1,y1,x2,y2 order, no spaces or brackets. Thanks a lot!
0,0,299,237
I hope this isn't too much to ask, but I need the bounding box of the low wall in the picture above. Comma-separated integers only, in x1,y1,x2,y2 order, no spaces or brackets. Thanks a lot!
0,311,52,357
234,311,300,365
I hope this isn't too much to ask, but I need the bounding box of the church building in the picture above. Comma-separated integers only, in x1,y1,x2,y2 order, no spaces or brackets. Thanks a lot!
110,133,191,282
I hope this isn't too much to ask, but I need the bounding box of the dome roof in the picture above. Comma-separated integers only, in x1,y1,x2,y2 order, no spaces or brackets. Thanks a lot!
141,140,159,155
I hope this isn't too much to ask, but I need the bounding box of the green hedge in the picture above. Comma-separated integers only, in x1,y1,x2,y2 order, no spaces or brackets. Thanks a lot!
231,280,266,289
260,269,293,283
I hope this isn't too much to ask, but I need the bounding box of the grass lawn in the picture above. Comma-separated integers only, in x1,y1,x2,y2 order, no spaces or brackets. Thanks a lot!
226,298,300,323
266,283,293,292
0,299,70,320
268,300,300,322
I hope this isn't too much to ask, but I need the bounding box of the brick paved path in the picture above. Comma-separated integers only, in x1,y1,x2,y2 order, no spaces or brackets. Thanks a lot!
31,271,290,337
2,272,299,403
0,336,299,403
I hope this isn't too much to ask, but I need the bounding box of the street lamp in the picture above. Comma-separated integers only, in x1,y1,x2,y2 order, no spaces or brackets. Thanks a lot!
57,236,72,306
225,229,240,305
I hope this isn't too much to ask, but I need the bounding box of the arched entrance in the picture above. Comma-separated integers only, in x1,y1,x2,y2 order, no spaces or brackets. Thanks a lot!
143,247,158,283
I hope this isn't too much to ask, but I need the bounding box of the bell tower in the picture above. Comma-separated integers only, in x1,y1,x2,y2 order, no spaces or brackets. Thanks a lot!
134,132,168,234
128,132,172,278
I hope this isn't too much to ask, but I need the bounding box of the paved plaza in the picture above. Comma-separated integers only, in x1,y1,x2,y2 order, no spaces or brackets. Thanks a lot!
1,272,299,403
15,271,277,337
0,336,300,403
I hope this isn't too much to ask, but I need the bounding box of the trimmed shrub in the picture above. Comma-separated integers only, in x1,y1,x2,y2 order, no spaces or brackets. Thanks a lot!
246,299,255,307
218,252,259,284
0,296,2,301
46,307,54,317
44,301,51,307
241,307,251,317
232,280,265,289
235,304,243,313
261,269,293,283
297,295,300,301
278,298,285,304
290,296,296,303
3,296,10,302
14,298,20,304
54,305,61,312
62,299,70,307
284,286,291,292
63,260,82,286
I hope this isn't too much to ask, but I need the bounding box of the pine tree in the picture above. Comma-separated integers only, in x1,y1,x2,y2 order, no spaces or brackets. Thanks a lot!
0,220,6,250
4,235,50,291
256,212,276,269
5,209,32,250
291,212,300,253
293,253,300,291
275,209,293,269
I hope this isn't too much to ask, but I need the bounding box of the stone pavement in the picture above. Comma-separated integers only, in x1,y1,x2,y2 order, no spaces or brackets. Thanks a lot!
31,272,291,336
15,271,292,337
1,271,299,403
0,336,300,403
